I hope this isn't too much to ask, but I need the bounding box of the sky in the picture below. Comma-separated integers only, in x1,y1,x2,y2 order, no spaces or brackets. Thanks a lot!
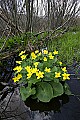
0,0,80,16
34,0,80,16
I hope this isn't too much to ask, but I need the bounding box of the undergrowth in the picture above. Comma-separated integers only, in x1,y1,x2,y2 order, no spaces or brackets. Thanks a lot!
48,31,80,65
0,29,80,65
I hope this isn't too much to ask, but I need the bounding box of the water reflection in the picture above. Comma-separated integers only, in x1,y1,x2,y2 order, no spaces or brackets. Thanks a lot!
0,55,18,83
25,94,69,112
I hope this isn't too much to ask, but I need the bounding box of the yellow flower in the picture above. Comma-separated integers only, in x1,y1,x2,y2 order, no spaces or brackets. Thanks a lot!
38,52,41,56
35,50,39,54
17,74,22,79
62,67,67,72
25,66,31,70
13,66,22,72
62,73,70,80
19,50,26,56
55,72,61,78
43,57,47,61
13,77,19,82
49,55,54,59
25,66,32,73
53,50,58,55
44,67,51,72
27,73,32,79
48,52,52,56
32,68,39,73
59,62,62,65
21,55,26,60
12,74,22,82
34,62,39,67
16,61,22,64
43,50,48,54
36,71,44,79
31,52,37,60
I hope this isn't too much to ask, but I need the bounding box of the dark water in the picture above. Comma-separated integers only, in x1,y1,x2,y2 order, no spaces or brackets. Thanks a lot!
25,94,69,112
0,55,16,83
0,56,80,120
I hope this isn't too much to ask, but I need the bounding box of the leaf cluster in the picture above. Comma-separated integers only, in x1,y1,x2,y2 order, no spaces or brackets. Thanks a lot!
12,49,71,102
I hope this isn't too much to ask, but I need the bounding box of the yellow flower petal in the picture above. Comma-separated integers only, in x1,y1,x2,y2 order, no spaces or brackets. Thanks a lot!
12,74,22,82
43,57,47,61
27,73,32,79
34,62,39,67
36,71,44,79
21,55,26,60
31,52,37,60
38,52,41,56
49,55,54,59
19,50,26,56
53,50,58,55
44,67,51,72
13,66,22,73
43,50,48,54
35,50,39,54
48,52,52,56
59,62,62,65
32,68,39,73
62,67,67,72
62,73,70,80
16,61,22,64
55,72,61,78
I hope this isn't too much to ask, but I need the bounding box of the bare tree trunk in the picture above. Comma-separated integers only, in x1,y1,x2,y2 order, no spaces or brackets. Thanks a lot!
30,0,34,32
47,0,50,32
25,0,30,32
37,0,38,16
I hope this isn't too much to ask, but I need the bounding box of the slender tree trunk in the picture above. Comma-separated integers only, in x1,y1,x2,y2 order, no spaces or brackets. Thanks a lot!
30,0,34,32
25,0,30,32
47,0,50,32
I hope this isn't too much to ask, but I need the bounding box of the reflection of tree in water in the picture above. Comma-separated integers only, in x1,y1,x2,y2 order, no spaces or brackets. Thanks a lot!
25,94,69,112
0,86,69,120
0,87,38,120
0,87,31,120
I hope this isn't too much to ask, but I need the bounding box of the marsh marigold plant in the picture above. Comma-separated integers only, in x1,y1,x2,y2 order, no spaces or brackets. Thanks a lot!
12,49,71,102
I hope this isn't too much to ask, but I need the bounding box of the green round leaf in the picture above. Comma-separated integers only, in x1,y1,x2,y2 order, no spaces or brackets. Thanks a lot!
20,86,36,101
50,82,64,97
20,86,28,101
52,66,58,72
31,87,36,95
64,82,71,95
36,82,53,102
